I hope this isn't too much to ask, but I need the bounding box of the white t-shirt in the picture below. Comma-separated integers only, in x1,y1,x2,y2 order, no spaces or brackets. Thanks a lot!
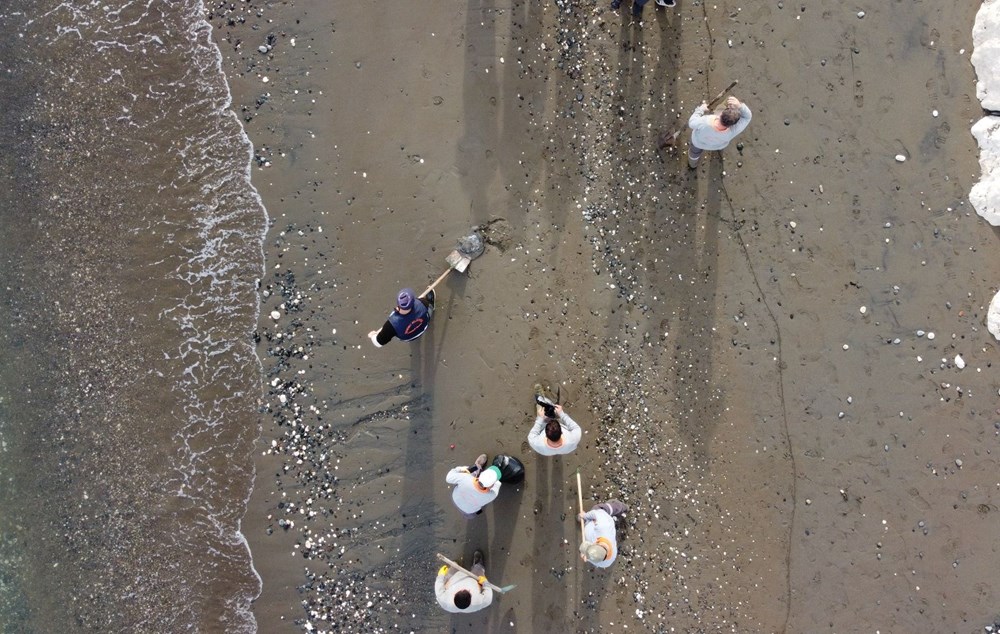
435,569,493,613
446,467,500,514
582,508,618,568
527,412,582,456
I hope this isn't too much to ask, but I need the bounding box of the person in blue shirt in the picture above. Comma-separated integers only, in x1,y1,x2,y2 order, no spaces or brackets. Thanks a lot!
367,288,434,347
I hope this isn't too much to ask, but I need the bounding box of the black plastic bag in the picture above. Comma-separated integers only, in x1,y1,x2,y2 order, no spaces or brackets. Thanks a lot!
492,454,525,484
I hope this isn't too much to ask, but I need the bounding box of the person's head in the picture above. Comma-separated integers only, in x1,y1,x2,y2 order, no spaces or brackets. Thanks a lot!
719,105,742,128
396,288,415,313
477,465,501,488
580,541,608,563
453,589,472,609
544,419,562,442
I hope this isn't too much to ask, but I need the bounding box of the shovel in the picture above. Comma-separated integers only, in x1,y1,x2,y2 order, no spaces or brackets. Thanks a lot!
419,230,485,298
436,553,517,594
658,80,739,149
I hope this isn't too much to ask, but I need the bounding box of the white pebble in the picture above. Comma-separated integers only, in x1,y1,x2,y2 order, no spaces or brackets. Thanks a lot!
270,310,281,320
927,332,935,340
857,10,865,18
954,354,965,369
859,306,867,314
931,109,938,117
955,458,963,467
895,154,906,162
789,221,797,229
262,76,270,83
842,344,849,350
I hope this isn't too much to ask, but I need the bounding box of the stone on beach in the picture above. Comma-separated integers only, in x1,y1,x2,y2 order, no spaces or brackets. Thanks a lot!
971,1,1000,224
988,291,1000,340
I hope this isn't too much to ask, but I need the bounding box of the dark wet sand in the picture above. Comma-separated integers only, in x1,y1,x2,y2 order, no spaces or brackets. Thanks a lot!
212,1,999,631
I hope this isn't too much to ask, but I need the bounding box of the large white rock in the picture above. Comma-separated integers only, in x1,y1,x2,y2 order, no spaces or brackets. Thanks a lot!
989,291,1000,341
970,116,1000,225
973,0,1000,111
971,1,1000,224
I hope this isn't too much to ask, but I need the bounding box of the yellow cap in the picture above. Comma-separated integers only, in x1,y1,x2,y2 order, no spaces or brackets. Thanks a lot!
438,565,449,576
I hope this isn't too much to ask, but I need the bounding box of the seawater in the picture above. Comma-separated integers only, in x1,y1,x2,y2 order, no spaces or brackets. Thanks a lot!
0,1,265,631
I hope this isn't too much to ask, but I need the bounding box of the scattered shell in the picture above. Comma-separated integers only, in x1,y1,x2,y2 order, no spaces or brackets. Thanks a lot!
931,109,938,117
857,10,865,18
927,332,936,340
954,354,965,369
895,154,906,163
270,310,281,320
859,306,867,314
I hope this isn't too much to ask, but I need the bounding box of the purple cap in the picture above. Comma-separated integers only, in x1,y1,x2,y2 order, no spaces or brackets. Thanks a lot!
397,288,415,310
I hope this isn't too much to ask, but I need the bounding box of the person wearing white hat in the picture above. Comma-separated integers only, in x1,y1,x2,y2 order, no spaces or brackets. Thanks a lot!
578,500,628,568
446,454,501,518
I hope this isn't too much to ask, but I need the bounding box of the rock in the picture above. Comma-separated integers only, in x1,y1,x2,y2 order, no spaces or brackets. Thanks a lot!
970,117,1000,225
973,2,1000,111
955,354,966,369
271,310,281,320
895,154,906,162
988,291,1000,340
258,45,269,54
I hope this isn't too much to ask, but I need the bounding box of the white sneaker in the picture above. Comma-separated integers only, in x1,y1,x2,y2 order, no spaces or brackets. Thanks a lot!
655,0,676,6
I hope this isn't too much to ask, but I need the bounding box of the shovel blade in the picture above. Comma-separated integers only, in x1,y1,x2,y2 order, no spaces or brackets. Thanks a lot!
446,249,472,273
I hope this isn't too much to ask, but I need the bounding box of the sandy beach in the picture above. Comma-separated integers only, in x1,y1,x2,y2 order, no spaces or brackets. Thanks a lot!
211,1,999,631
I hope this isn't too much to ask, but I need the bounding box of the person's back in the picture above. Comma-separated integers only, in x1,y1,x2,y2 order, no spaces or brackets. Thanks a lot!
687,96,752,170
435,555,493,613
446,465,501,516
527,404,582,456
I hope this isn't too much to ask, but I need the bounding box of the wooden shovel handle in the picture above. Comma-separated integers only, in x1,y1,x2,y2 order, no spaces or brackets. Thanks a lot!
420,268,451,298
576,470,586,537
707,80,739,110
436,553,508,594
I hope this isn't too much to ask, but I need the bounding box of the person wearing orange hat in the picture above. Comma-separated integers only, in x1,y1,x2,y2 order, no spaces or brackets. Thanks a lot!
446,454,501,518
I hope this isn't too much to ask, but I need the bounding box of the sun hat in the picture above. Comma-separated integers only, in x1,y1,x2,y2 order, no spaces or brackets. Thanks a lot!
397,288,415,310
477,465,501,488
580,541,608,563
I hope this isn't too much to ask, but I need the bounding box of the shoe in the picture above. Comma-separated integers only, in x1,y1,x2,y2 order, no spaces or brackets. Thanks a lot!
655,0,676,6
473,550,484,567
425,289,435,306
474,454,487,471
610,0,621,8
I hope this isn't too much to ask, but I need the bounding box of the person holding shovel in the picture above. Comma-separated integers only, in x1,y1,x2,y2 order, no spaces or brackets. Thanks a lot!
446,454,501,518
367,288,434,347
435,549,493,613
528,385,582,456
578,499,628,568
687,95,752,169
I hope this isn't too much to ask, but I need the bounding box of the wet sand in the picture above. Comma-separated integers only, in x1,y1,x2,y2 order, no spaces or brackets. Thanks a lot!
211,1,999,631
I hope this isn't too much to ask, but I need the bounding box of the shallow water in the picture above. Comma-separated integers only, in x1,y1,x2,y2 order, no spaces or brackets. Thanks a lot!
0,1,265,631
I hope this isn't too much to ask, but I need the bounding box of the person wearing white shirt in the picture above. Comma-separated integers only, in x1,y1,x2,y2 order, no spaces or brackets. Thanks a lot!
446,457,501,518
527,403,582,456
435,550,493,613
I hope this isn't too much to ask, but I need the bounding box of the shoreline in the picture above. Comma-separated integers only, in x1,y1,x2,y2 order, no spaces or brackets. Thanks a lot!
212,1,1000,632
